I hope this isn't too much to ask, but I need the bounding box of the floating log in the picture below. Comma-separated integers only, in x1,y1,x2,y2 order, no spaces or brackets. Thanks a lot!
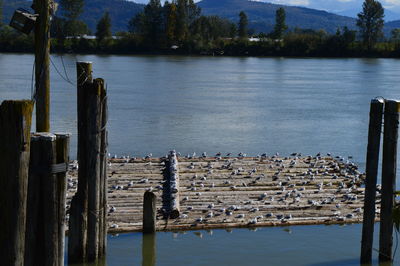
0,100,33,266
168,151,180,219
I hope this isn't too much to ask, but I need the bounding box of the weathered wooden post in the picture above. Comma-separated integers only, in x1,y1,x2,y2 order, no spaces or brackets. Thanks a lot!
0,100,34,266
69,62,108,263
379,99,399,262
99,81,108,257
68,62,93,264
142,233,156,266
55,133,70,266
25,133,69,266
143,192,157,233
32,0,51,132
360,98,384,264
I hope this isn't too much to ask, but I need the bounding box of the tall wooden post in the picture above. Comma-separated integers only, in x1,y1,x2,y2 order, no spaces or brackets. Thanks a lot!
99,84,108,257
55,133,70,266
379,100,399,262
68,62,93,264
0,100,34,266
360,99,384,264
33,0,51,132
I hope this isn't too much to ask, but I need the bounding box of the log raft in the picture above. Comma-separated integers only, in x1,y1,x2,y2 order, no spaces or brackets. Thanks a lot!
66,155,376,233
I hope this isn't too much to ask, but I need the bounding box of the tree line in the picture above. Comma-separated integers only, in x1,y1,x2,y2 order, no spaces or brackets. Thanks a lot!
0,0,399,57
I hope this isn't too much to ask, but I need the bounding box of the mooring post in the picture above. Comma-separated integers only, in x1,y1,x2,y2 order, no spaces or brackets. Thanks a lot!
98,79,108,257
360,98,384,264
379,99,399,262
25,133,69,266
69,62,107,263
142,233,156,266
33,0,51,132
0,100,33,266
68,62,93,263
143,192,157,233
25,133,59,266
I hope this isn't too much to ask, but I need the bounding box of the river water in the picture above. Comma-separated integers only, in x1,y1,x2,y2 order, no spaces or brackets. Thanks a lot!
1,54,400,265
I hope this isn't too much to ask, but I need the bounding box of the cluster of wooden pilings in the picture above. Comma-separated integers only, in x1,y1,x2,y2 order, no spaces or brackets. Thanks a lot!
0,101,70,266
68,62,108,264
361,99,399,263
0,61,108,265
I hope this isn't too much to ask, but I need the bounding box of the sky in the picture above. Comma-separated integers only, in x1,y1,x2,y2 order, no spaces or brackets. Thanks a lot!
130,0,400,20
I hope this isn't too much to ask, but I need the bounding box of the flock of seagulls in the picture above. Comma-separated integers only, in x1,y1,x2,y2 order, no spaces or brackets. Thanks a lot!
66,151,369,230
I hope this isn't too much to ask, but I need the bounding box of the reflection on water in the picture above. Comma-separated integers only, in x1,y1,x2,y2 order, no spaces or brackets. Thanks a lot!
87,224,399,266
142,234,156,266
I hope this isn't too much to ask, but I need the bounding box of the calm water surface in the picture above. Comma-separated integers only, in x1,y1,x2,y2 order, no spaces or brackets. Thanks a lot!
1,54,400,265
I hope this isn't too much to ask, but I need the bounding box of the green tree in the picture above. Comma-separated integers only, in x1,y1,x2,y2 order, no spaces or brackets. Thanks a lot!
164,1,178,45
272,8,287,39
96,12,112,43
175,0,201,42
238,11,248,39
128,0,164,46
59,0,88,36
356,0,385,50
391,28,400,42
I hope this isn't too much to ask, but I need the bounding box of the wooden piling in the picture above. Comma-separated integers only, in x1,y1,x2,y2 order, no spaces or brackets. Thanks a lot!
98,79,108,257
55,133,70,266
69,62,107,263
360,99,384,264
379,100,400,262
33,0,51,132
68,62,93,264
26,133,57,265
143,192,157,234
142,233,156,266
168,151,180,219
86,78,103,261
0,100,33,266
25,133,69,266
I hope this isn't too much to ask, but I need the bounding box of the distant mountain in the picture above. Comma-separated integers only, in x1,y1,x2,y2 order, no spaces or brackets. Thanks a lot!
198,0,357,33
2,0,144,33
